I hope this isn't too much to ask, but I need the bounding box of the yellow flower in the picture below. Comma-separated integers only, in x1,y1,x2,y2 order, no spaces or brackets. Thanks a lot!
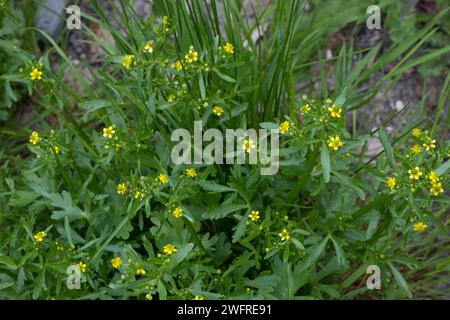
242,139,255,153
111,256,123,269
117,183,127,195
134,191,144,200
136,268,146,276
413,222,427,232
157,173,169,184
249,211,260,222
172,60,183,71
185,168,197,178
212,106,224,117
123,55,134,69
428,171,440,183
50,146,60,155
278,228,290,241
143,41,154,53
410,144,422,154
78,261,87,273
430,182,444,196
423,139,436,151
30,68,43,81
185,50,198,63
193,295,204,300
411,128,422,138
167,94,176,102
223,42,234,54
279,121,290,134
162,16,169,25
172,207,183,218
102,125,116,139
145,293,153,300
327,105,342,118
29,131,40,145
300,104,311,114
328,135,343,151
163,244,177,255
33,231,47,243
386,177,396,190
408,167,423,180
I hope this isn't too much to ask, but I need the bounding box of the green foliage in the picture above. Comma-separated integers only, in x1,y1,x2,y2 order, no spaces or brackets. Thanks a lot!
0,0,448,300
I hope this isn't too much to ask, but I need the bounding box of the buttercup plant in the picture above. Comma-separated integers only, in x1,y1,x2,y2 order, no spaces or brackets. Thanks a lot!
0,0,448,301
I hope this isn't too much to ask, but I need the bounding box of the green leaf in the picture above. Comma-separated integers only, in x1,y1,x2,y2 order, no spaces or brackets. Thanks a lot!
436,159,450,176
0,256,17,270
388,262,412,298
245,275,281,292
303,235,329,270
199,73,206,99
79,99,110,112
331,237,347,268
214,70,235,82
320,142,331,183
171,243,194,264
379,127,395,163
196,181,235,193
203,204,247,220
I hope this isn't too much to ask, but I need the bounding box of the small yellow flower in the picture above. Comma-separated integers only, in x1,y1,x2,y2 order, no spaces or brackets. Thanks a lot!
300,104,311,114
242,139,255,153
123,55,134,69
185,50,198,63
212,106,224,117
411,128,422,138
143,41,154,53
430,182,444,196
162,16,169,25
413,222,427,232
50,146,60,155
117,183,127,195
78,261,87,273
423,139,436,151
167,94,176,102
29,131,40,145
134,191,144,200
111,256,123,269
33,231,47,243
136,268,146,276
249,211,260,222
408,167,423,180
102,125,116,139
410,144,422,154
172,60,183,71
145,293,153,300
185,168,197,178
30,68,43,81
172,207,183,218
428,171,440,183
157,173,169,184
193,295,205,300
386,177,396,190
328,105,342,118
279,121,290,134
328,135,343,151
278,228,290,241
223,42,234,54
163,244,177,255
